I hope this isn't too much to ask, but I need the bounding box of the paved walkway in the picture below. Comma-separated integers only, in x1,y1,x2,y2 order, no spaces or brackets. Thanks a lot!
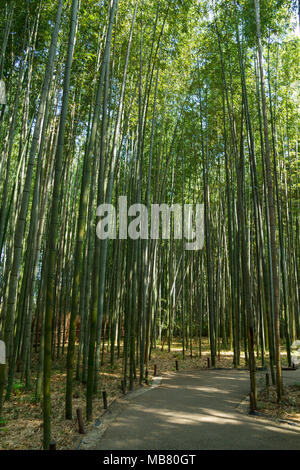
94,369,300,450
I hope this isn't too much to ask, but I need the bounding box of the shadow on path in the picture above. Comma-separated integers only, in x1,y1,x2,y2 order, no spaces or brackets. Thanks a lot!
91,369,300,450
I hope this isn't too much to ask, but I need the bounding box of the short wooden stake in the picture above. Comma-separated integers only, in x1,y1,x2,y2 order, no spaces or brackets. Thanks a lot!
249,392,255,413
49,442,56,450
76,407,85,434
102,390,108,409
207,357,210,368
121,380,126,394
154,364,157,377
265,373,270,398
175,360,179,371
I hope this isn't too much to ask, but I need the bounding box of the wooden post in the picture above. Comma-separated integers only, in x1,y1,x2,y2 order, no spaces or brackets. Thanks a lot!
207,357,210,368
49,442,56,450
154,364,157,377
121,380,126,394
76,408,85,434
102,390,108,409
265,373,270,399
249,392,255,414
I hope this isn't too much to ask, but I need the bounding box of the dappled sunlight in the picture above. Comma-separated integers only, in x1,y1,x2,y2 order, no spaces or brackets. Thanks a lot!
93,369,300,450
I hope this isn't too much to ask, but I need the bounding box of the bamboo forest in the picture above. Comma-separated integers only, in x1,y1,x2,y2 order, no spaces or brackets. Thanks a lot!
0,0,299,453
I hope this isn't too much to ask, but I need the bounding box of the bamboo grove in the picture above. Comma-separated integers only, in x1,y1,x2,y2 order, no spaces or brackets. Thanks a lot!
0,0,299,450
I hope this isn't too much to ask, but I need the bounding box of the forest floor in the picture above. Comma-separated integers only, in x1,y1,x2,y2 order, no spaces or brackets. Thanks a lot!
0,338,295,450
257,380,300,425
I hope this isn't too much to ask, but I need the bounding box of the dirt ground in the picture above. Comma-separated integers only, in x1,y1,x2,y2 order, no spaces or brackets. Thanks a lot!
257,384,300,425
0,339,291,450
